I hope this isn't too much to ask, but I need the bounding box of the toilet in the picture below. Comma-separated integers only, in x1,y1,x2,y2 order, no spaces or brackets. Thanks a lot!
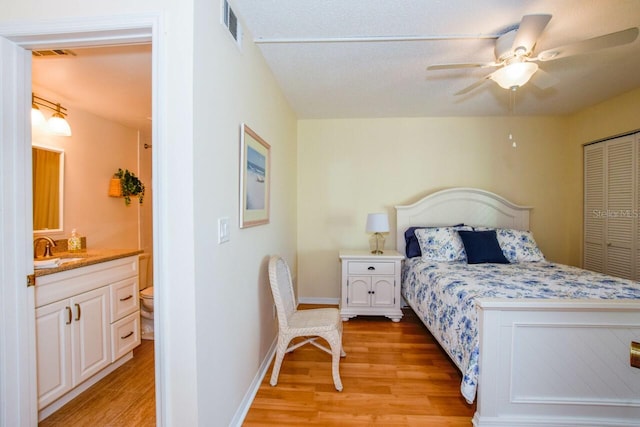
138,253,154,340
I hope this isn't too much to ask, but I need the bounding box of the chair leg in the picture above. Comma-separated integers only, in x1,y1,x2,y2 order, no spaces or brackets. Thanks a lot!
270,336,289,386
325,331,344,391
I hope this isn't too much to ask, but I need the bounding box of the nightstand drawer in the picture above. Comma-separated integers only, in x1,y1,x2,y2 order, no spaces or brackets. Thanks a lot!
348,261,395,275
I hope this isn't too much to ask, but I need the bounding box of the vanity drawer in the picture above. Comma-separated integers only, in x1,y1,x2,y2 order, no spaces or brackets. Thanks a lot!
111,311,140,362
110,277,139,322
347,261,395,275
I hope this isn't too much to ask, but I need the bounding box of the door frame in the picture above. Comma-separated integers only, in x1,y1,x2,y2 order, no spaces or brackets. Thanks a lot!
0,14,165,425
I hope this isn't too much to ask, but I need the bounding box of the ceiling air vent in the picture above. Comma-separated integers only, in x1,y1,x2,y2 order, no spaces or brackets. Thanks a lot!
222,0,242,47
32,49,76,57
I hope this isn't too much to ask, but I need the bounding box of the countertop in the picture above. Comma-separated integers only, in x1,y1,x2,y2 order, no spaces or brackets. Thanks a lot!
34,249,143,277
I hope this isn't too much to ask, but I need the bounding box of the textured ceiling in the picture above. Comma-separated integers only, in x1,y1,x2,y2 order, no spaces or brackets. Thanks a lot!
233,0,640,118
29,1,640,126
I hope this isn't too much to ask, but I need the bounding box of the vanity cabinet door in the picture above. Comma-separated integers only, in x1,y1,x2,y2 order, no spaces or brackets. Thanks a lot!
72,286,111,385
36,299,73,409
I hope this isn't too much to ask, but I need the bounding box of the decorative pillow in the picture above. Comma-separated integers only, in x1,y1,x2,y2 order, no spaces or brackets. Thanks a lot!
404,224,467,258
415,227,467,262
457,230,509,264
496,228,545,262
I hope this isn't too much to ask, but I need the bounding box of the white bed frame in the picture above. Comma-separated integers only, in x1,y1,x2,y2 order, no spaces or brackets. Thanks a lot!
396,187,640,427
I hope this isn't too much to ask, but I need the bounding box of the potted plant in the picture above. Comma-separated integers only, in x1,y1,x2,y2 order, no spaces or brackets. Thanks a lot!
111,168,145,206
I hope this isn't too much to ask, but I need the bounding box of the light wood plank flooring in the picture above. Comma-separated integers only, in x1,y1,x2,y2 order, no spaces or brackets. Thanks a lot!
244,306,476,426
38,306,475,426
39,339,155,427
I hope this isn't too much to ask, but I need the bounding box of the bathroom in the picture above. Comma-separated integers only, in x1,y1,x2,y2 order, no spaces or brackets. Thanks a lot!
31,43,156,416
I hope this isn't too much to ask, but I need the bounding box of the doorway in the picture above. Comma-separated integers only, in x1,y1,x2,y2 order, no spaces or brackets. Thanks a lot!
0,17,165,425
32,43,155,422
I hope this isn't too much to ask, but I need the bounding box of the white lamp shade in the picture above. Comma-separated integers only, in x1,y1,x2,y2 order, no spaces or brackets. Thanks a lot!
491,62,538,89
48,114,72,136
31,106,46,127
366,213,389,233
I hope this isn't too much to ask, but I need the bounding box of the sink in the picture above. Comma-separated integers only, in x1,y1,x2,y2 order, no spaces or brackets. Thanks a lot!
34,257,84,269
34,258,61,269
59,257,83,265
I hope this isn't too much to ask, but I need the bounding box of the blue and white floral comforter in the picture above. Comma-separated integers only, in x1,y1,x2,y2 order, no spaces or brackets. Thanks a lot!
401,258,640,404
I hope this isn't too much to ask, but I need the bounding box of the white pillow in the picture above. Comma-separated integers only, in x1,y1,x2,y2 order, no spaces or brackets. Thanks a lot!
495,228,545,262
415,227,468,262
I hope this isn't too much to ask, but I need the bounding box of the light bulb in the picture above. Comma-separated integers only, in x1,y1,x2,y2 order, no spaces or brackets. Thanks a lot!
492,62,539,89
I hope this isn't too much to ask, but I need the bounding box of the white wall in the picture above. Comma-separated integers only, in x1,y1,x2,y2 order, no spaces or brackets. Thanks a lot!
2,2,201,425
192,1,298,423
5,1,297,426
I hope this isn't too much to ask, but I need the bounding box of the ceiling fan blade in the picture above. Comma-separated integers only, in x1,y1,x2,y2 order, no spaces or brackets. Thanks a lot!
428,62,498,71
454,74,492,95
536,27,639,61
529,68,558,90
512,14,552,54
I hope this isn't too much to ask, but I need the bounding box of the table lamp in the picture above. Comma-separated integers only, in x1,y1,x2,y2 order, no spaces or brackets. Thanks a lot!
366,213,389,254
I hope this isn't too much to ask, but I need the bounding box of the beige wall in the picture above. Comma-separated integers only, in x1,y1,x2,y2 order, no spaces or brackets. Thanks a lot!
297,116,578,300
32,100,140,249
570,87,640,145
567,87,640,265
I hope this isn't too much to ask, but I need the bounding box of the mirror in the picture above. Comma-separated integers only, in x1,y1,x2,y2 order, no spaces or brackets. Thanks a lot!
32,145,64,233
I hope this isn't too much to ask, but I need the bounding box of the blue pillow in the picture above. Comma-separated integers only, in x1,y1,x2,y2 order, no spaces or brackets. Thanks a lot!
457,230,509,264
404,224,465,258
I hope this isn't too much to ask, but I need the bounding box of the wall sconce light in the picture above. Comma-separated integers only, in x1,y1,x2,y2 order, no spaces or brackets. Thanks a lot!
366,213,389,254
32,94,72,137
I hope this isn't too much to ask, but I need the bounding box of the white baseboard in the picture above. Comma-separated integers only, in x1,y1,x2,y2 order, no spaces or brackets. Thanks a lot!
229,337,277,427
298,297,339,305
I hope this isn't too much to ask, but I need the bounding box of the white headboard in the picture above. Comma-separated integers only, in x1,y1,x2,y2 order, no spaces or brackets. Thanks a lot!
395,187,532,256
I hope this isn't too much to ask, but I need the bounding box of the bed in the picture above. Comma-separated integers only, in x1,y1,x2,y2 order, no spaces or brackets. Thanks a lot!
395,187,640,427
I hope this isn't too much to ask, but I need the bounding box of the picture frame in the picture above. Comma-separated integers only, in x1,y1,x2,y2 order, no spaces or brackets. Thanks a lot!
240,123,271,228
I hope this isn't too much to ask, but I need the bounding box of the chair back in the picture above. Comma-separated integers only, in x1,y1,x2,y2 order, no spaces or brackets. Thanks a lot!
268,256,297,329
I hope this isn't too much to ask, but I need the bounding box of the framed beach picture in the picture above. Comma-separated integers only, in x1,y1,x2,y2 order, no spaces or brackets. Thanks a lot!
240,124,271,228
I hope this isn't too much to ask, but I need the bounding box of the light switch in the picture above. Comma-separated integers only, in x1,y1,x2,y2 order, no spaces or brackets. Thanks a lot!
218,217,230,243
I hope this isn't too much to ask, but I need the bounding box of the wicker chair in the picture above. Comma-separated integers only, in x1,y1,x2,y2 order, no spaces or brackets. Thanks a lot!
268,255,346,391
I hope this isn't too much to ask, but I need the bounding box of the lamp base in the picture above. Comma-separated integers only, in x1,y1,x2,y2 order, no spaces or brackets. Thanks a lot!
369,233,385,254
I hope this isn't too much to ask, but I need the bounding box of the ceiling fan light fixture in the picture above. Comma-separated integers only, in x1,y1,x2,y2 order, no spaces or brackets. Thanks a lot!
491,62,539,89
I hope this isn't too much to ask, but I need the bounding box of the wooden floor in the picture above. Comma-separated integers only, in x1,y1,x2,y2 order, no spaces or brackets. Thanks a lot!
39,339,155,427
244,306,476,426
37,307,475,426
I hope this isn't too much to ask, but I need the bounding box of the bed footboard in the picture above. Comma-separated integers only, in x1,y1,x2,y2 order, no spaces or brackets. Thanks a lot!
473,299,640,427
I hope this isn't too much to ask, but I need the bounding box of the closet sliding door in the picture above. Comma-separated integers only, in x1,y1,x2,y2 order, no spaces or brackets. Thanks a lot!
583,133,638,280
584,143,605,273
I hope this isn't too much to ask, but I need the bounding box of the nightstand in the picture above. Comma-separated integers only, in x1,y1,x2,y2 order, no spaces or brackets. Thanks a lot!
339,250,404,322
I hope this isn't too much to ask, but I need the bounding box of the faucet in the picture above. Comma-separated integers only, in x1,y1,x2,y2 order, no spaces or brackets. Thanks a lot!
33,236,57,258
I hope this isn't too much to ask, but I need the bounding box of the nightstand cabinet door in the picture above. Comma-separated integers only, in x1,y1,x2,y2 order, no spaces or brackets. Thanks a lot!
347,276,372,306
371,277,395,307
339,250,404,322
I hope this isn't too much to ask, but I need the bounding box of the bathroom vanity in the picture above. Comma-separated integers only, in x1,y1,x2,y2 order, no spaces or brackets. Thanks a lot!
34,251,141,420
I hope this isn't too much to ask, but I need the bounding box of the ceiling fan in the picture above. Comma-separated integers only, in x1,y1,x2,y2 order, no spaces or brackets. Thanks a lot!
428,15,639,95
